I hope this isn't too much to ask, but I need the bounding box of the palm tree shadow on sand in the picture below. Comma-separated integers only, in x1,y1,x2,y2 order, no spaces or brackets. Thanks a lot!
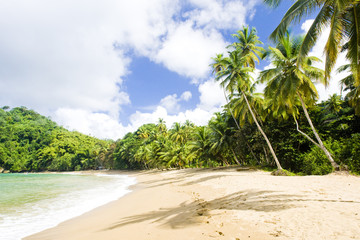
102,190,309,231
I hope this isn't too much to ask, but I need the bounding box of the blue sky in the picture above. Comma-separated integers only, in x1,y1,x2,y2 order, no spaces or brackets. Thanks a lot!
0,0,346,139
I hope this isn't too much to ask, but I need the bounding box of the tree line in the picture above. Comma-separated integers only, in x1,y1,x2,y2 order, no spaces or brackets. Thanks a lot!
114,0,360,174
0,106,113,172
1,99,359,174
1,1,359,174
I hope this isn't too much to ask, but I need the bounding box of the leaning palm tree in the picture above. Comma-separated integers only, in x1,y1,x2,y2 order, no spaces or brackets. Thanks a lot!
212,27,265,129
259,33,339,169
264,0,360,85
229,87,267,126
212,49,283,170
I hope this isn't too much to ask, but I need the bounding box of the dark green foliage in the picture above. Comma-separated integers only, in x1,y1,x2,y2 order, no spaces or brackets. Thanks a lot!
0,107,112,172
339,134,360,174
300,144,334,175
110,98,360,174
1,95,359,174
271,169,296,176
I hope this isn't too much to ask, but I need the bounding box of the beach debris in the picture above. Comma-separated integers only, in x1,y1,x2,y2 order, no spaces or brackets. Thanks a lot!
216,231,224,236
270,230,283,237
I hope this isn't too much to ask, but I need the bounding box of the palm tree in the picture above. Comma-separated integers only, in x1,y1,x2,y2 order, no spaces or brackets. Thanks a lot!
212,48,283,170
208,113,241,165
212,27,265,129
264,0,360,85
157,118,167,134
229,87,267,126
158,140,189,168
169,122,193,145
325,94,343,114
259,33,339,169
188,126,213,167
338,64,360,114
230,26,264,68
170,122,185,145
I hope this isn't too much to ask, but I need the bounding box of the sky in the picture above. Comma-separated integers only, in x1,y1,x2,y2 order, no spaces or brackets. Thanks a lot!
0,0,348,140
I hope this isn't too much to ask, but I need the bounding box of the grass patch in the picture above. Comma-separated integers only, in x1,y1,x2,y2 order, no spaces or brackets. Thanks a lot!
271,169,296,176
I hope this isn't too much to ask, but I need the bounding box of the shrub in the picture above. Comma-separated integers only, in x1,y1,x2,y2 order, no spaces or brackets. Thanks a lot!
340,133,360,174
301,144,333,175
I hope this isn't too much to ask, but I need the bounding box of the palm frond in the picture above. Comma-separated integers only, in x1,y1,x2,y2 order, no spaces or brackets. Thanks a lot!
343,3,360,85
324,6,345,85
298,4,332,68
270,0,320,41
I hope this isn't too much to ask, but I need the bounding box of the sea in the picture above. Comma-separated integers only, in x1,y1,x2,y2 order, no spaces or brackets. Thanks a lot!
0,172,136,240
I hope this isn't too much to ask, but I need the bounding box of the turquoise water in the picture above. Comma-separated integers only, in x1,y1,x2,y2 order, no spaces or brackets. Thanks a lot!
0,173,136,240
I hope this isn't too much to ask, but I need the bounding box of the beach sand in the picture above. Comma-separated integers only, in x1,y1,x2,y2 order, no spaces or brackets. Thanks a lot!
25,168,360,240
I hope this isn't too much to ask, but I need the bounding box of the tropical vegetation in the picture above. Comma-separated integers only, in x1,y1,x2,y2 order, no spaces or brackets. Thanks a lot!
0,106,113,172
1,1,359,175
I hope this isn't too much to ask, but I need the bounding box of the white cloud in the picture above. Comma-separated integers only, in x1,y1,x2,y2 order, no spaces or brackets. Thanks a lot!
154,22,227,79
160,94,181,113
181,91,192,101
185,0,257,30
197,79,226,110
125,78,224,131
54,108,132,140
127,105,220,131
0,0,135,117
0,0,260,139
159,91,193,113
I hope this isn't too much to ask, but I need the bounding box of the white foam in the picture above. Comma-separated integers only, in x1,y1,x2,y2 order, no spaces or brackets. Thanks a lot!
1,174,136,240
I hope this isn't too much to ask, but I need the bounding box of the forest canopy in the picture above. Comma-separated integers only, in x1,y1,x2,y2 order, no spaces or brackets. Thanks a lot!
0,106,113,172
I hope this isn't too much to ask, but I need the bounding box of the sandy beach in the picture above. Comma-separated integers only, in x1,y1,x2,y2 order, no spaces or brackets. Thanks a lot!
25,168,360,240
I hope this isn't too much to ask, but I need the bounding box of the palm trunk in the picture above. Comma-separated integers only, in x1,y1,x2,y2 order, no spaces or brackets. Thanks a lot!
263,146,270,165
223,88,259,163
238,128,259,163
230,147,241,165
297,93,339,169
221,156,230,166
241,90,283,170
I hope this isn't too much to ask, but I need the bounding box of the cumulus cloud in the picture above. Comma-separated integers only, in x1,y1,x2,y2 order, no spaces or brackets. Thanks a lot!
0,0,134,117
185,0,257,30
0,0,260,139
54,108,132,140
154,22,227,79
160,94,181,113
126,78,224,130
181,91,192,101
197,79,226,110
159,91,193,113
128,105,220,131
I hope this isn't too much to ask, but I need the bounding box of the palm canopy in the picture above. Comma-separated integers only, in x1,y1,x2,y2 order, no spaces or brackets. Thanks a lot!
211,26,264,94
229,86,266,125
211,26,283,170
260,32,339,169
259,33,325,117
211,50,254,94
264,0,360,85
229,26,264,68
338,63,360,114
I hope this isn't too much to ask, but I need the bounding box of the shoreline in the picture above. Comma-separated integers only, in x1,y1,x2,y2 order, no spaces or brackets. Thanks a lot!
25,168,360,240
3,171,136,240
